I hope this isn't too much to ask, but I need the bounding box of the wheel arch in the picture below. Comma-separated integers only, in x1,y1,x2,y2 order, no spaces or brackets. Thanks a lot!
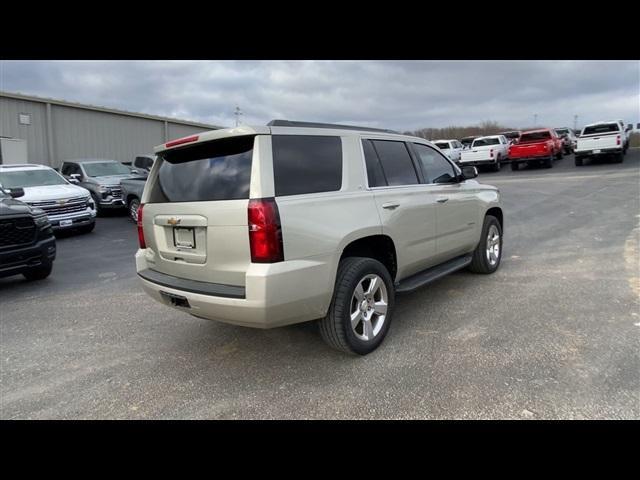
485,206,503,230
339,234,398,282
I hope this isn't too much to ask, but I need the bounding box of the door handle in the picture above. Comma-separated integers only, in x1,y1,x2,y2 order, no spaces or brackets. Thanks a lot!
437,197,449,204
382,202,400,210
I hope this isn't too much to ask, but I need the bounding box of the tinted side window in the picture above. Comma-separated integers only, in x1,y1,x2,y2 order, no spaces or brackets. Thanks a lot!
154,136,254,202
370,140,419,186
413,144,456,184
272,135,342,197
362,139,387,187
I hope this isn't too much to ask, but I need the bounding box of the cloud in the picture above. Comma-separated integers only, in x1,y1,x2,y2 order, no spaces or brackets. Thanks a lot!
1,60,638,130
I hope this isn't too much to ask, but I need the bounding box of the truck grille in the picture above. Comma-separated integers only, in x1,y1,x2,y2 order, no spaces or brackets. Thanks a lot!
28,196,88,216
0,217,37,248
109,187,123,198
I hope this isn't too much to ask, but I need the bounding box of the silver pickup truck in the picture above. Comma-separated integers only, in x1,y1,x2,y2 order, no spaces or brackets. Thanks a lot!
120,176,147,222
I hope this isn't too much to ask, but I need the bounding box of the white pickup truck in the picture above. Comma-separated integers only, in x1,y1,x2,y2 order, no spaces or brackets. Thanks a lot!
459,135,509,172
575,121,629,166
433,139,463,163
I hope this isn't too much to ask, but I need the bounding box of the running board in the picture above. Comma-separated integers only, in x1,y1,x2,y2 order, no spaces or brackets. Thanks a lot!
395,254,472,294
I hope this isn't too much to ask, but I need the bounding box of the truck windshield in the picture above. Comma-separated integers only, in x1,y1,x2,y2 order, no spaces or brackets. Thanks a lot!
83,162,132,177
0,169,68,188
472,138,500,147
519,131,551,142
434,142,450,150
555,129,569,135
582,124,620,135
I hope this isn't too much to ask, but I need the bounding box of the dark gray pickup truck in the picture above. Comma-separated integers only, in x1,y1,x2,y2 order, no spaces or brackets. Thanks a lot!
120,176,147,222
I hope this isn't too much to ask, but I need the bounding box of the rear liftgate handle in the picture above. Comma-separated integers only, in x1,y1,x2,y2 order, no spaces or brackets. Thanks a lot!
437,197,449,204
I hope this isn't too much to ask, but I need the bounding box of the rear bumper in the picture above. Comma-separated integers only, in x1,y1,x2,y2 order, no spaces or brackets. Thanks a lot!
459,158,497,166
510,155,552,163
135,250,334,328
0,236,56,278
575,148,622,156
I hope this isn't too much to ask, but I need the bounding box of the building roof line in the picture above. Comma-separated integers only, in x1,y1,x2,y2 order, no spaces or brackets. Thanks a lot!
0,90,224,130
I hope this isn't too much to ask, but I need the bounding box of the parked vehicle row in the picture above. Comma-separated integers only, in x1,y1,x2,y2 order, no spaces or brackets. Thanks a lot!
432,119,633,172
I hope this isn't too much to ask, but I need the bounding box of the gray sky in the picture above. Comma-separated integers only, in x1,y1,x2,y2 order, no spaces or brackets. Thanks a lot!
1,60,638,131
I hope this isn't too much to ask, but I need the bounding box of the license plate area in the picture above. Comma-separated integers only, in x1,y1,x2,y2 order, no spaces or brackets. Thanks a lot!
60,219,73,227
593,149,601,154
160,291,191,308
173,227,195,249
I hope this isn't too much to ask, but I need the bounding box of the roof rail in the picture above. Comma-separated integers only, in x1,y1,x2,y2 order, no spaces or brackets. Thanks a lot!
267,119,399,134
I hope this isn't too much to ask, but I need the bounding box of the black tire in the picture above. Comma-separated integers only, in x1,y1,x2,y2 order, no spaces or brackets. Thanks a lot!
128,197,140,223
492,158,501,172
23,261,53,281
91,194,104,216
575,156,584,166
544,156,553,168
468,215,502,274
510,161,519,171
556,149,563,160
319,257,395,355
613,152,624,163
79,221,95,234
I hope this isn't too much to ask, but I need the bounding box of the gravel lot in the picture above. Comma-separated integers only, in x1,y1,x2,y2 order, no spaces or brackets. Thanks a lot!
1,150,639,419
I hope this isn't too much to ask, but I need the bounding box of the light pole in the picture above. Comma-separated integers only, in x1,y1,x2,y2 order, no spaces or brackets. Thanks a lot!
533,114,537,127
573,115,578,131
234,106,243,127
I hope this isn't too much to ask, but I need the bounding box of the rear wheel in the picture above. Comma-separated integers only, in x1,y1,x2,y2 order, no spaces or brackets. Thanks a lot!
468,215,502,274
613,153,624,163
556,149,563,160
319,257,394,355
23,261,53,281
575,156,584,166
544,156,553,168
492,158,501,172
510,161,519,171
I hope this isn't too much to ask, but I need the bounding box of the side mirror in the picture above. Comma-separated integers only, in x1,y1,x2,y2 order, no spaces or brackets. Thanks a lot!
131,169,140,175
461,166,478,180
69,174,81,183
8,187,25,198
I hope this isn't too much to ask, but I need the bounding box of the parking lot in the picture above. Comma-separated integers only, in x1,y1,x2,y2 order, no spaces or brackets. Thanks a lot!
1,150,639,419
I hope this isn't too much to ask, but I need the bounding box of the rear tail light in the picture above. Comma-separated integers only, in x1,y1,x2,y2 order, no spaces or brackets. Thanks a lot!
489,149,494,158
137,203,146,249
248,198,284,263
616,135,621,145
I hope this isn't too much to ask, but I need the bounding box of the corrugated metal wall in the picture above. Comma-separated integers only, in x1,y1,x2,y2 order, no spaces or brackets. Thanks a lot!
0,97,49,163
0,95,217,167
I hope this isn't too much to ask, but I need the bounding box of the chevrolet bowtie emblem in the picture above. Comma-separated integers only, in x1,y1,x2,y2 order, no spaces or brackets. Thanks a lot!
57,199,68,205
167,217,181,226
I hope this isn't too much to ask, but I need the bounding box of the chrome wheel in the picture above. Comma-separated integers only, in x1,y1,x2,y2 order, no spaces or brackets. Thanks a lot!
486,224,501,266
350,274,388,342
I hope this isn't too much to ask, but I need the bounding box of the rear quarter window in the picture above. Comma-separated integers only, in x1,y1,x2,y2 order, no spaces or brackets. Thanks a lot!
152,136,254,202
272,135,342,197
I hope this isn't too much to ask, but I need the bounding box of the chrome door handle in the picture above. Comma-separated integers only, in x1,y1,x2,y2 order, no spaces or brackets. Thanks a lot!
382,202,400,210
437,197,449,203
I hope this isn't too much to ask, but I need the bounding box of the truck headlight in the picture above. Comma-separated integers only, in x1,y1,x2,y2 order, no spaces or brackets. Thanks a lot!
98,186,111,194
34,213,50,229
86,197,95,209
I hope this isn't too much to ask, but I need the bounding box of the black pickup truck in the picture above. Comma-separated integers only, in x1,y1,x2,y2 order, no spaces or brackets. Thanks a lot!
0,187,56,281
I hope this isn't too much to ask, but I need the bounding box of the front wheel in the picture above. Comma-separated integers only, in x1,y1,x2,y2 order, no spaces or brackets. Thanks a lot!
575,156,584,166
319,257,394,355
128,198,140,222
23,261,53,281
468,215,502,274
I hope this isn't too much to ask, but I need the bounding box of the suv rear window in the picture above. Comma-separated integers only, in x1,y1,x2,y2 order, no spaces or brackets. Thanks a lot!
153,136,254,202
272,135,342,197
582,123,620,135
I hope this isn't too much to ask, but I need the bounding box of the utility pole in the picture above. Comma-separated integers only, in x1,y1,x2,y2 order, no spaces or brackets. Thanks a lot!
573,115,578,131
234,106,243,127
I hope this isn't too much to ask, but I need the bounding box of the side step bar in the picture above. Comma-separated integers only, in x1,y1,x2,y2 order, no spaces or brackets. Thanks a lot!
395,254,472,294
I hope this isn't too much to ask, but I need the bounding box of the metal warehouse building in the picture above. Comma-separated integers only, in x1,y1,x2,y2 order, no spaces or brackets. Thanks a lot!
0,91,222,168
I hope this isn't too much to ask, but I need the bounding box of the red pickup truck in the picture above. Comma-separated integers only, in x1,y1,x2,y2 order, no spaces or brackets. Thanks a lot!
508,129,563,171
